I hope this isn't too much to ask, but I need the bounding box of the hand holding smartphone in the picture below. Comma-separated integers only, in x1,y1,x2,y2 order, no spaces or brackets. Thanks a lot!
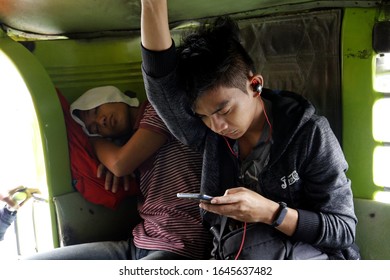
176,193,214,203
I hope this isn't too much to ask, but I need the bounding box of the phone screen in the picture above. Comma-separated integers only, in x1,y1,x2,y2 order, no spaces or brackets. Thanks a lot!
176,193,213,203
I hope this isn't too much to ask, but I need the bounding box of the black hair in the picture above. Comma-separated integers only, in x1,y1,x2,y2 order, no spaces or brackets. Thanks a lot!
177,16,256,107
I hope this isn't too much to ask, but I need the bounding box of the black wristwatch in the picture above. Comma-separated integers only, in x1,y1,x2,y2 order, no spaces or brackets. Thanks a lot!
271,201,288,227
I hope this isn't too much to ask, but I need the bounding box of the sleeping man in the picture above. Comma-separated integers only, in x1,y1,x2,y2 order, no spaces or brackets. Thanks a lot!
26,85,212,260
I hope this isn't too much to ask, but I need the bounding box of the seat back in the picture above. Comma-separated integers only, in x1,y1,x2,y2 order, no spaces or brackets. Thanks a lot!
53,192,140,246
354,198,390,259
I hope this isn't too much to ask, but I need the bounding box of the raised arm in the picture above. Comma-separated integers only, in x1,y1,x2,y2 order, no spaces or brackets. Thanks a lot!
140,0,208,152
141,0,172,51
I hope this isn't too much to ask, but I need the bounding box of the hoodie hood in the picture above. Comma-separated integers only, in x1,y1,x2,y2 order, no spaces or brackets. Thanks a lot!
70,85,139,137
262,88,316,165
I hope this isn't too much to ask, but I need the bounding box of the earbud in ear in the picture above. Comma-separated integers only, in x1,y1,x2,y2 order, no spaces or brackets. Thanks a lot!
251,80,262,94
255,83,262,93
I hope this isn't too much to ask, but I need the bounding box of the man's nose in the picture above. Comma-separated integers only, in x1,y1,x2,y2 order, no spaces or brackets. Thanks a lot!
210,115,227,134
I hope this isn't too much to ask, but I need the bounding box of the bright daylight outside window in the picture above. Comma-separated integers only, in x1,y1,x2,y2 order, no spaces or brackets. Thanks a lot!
373,53,390,203
0,49,53,259
374,53,390,93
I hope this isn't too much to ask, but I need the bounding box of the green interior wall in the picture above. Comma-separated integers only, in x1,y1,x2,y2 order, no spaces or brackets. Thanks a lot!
341,8,383,199
31,35,145,103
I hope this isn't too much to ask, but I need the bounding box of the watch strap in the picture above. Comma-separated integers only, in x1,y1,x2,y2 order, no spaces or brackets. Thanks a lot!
271,201,287,227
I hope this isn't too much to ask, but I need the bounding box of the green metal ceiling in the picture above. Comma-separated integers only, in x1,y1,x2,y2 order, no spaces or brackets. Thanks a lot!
0,0,381,38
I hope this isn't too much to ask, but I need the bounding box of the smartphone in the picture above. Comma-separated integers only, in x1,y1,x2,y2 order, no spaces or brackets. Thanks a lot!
176,193,214,203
